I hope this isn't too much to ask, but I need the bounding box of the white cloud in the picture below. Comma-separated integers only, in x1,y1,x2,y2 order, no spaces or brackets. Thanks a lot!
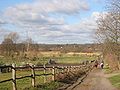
60,12,98,34
0,18,6,25
0,0,102,44
4,0,89,25
24,0,89,14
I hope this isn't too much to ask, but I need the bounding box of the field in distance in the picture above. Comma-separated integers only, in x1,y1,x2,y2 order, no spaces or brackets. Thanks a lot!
0,51,100,65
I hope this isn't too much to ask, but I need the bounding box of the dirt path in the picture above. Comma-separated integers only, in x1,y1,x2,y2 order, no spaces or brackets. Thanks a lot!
67,69,118,90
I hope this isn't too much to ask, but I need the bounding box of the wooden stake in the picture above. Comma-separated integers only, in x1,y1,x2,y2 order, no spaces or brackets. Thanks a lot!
52,66,55,81
43,64,46,83
31,65,35,87
12,64,17,90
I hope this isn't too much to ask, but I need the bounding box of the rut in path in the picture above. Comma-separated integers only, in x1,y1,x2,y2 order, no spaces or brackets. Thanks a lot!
67,69,118,90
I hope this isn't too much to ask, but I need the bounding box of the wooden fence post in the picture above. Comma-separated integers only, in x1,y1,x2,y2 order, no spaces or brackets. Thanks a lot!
62,66,64,73
0,68,2,73
31,64,35,87
56,66,58,74
57,66,60,73
70,66,72,71
67,66,70,72
43,64,46,83
12,64,17,90
52,66,55,81
77,66,79,71
65,66,67,72
73,66,76,71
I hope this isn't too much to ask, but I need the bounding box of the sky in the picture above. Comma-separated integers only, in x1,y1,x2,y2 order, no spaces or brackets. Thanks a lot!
0,0,106,44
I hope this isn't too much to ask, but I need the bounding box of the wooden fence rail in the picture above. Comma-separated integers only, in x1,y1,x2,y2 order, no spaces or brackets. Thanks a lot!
0,64,87,90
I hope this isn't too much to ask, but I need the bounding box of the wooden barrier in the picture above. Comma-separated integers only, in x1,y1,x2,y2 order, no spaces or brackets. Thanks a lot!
0,63,92,90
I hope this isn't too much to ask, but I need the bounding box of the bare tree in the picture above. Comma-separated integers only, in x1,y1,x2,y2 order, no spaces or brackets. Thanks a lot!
96,0,120,69
5,32,19,44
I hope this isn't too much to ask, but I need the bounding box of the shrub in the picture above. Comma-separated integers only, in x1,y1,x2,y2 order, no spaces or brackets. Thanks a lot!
0,61,5,66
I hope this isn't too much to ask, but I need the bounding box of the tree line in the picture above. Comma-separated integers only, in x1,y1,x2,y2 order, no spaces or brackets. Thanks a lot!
0,32,100,57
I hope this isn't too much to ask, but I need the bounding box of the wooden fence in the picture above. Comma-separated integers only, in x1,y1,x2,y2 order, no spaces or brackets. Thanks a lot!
0,63,88,90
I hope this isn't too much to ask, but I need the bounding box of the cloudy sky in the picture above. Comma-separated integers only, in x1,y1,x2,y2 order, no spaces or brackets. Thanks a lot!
0,0,105,44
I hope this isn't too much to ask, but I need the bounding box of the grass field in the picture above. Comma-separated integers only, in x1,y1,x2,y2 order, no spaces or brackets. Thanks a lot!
108,74,120,89
0,52,98,90
0,71,47,90
0,53,97,65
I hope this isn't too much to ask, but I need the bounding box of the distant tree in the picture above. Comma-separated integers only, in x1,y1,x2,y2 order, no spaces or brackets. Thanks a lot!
1,38,14,56
1,32,19,56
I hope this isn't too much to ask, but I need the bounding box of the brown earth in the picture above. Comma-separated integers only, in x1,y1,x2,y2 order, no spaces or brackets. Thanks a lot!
67,69,118,90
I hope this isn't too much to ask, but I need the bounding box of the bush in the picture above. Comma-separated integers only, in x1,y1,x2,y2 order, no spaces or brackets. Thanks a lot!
0,61,5,66
56,70,86,84
36,61,42,66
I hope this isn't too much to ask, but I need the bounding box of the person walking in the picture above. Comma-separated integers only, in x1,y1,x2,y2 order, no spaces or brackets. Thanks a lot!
100,60,104,69
94,60,98,68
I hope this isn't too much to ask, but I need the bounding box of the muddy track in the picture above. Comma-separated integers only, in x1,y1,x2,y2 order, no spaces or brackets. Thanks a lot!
66,69,118,90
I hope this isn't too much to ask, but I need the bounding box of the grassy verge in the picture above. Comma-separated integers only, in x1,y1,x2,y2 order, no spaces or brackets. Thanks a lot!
108,74,120,89
103,68,113,74
24,81,63,90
